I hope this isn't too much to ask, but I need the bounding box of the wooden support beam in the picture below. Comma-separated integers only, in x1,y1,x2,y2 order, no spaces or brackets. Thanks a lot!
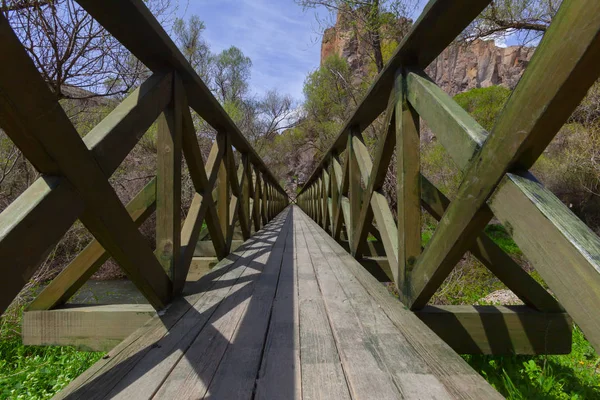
155,73,183,281
489,173,600,352
407,2,600,309
0,68,172,314
395,69,421,300
23,304,156,352
28,179,157,311
415,306,572,355
0,19,172,310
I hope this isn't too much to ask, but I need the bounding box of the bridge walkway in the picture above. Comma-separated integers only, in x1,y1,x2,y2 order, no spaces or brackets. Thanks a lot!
53,206,500,399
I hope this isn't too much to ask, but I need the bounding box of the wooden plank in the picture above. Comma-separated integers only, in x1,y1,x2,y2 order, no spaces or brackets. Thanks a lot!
420,175,562,312
202,210,292,399
408,1,600,309
28,179,157,311
150,211,290,399
300,210,454,399
348,129,362,248
255,211,301,400
54,214,287,400
299,217,405,399
156,73,183,281
300,0,493,193
416,305,572,355
395,69,421,298
302,207,503,399
295,211,351,400
194,240,244,258
0,70,172,314
0,21,172,309
489,173,600,352
23,305,156,352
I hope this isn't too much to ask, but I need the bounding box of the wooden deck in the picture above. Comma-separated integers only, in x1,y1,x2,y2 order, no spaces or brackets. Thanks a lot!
54,206,501,399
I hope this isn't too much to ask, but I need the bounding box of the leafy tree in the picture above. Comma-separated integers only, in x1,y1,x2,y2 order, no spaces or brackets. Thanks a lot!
173,15,212,82
454,86,512,131
212,46,252,105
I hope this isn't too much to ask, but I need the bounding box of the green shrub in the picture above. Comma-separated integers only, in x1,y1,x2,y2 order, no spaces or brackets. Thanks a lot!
454,86,512,131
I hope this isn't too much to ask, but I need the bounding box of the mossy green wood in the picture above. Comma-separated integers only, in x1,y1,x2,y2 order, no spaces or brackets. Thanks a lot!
0,70,172,314
0,19,172,309
489,173,600,352
395,70,421,300
156,73,183,282
28,178,158,311
407,0,600,309
351,90,397,262
420,175,562,313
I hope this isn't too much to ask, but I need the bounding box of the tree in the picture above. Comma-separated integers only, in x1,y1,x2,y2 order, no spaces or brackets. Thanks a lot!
212,46,252,105
296,0,416,73
1,0,175,100
463,0,561,43
173,15,212,82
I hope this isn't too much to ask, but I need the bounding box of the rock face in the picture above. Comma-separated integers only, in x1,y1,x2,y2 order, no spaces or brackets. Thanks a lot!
321,13,535,95
425,40,536,96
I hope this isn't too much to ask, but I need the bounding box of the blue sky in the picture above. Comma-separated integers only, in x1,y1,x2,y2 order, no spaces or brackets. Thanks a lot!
177,0,330,101
176,1,527,102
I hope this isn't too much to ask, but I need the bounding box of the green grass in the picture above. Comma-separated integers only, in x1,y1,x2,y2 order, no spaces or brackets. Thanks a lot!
0,310,104,400
463,326,600,399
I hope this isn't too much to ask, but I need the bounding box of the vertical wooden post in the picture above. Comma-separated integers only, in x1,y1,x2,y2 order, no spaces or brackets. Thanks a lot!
253,166,261,231
395,69,421,298
322,169,330,232
242,154,252,233
330,157,339,235
349,127,362,249
155,73,182,281
216,133,230,254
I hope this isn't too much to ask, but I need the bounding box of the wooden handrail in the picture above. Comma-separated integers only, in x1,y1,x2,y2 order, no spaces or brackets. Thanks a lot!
297,0,600,356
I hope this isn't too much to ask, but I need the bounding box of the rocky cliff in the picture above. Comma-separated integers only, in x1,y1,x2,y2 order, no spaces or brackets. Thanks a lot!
321,14,535,95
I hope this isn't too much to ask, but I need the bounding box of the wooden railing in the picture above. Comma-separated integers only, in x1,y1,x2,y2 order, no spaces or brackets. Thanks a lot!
0,0,288,314
297,0,600,355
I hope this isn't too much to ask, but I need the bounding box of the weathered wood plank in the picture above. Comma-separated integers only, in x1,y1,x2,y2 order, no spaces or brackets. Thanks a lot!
299,217,404,399
415,305,572,355
156,73,183,281
395,69,421,298
23,305,156,352
303,207,503,399
296,211,351,400
489,173,600,352
255,211,301,400
203,210,292,399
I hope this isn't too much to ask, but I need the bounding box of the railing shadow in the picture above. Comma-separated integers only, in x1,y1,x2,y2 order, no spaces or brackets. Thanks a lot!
59,207,296,399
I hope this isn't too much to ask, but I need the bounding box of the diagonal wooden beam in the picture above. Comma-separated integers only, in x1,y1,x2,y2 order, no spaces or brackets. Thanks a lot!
28,178,158,311
175,99,225,294
408,0,600,309
349,95,399,270
420,175,562,313
0,18,172,310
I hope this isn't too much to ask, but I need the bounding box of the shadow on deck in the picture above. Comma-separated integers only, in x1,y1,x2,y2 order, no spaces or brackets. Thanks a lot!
53,206,502,400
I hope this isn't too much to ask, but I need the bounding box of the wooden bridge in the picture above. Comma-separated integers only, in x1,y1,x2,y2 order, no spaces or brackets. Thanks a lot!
1,0,599,398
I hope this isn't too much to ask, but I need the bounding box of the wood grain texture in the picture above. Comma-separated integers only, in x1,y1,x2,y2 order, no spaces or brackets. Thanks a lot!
416,305,572,355
23,305,156,352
